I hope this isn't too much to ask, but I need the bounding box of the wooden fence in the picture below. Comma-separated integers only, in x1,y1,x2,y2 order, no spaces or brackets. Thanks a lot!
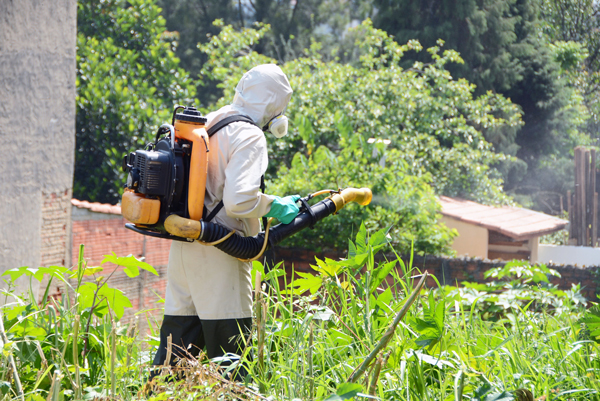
569,146,598,246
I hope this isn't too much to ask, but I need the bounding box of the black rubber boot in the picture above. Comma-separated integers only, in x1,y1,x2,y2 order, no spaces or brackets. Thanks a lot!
150,315,252,382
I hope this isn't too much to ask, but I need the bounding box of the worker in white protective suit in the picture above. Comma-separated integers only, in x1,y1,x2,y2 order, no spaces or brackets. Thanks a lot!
151,64,298,379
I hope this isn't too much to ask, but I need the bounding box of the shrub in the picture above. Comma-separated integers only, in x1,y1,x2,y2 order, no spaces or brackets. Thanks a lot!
198,20,522,253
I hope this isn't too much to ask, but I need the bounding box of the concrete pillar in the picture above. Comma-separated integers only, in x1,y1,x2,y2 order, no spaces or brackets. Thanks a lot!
0,0,76,297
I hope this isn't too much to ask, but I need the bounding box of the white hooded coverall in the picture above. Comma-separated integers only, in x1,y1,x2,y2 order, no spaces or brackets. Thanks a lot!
164,64,293,320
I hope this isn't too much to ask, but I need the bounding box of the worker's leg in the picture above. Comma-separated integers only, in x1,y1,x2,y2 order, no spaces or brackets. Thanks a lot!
152,315,205,366
201,318,253,379
150,242,203,380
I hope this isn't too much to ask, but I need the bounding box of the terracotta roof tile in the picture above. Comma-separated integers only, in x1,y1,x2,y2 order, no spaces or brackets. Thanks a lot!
439,196,568,240
71,199,121,215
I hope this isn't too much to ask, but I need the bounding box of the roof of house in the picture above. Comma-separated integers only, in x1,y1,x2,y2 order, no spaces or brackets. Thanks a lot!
71,199,121,215
439,196,569,240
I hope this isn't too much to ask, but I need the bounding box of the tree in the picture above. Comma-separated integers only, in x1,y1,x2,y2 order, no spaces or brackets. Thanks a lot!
373,0,592,214
502,0,592,211
156,0,244,105
75,0,196,204
373,0,523,95
157,0,378,104
540,0,600,137
198,20,523,253
248,0,376,63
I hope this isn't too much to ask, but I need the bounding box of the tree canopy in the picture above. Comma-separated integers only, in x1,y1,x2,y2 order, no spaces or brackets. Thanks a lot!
540,0,600,138
372,0,595,213
73,0,599,253
75,0,196,203
197,20,521,252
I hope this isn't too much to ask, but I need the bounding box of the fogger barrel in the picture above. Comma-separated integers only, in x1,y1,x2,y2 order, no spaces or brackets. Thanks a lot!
163,187,372,260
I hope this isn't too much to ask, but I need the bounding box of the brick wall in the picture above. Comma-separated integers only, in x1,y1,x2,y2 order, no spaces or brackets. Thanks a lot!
71,217,171,267
73,217,171,329
273,249,600,302
41,190,72,267
64,213,599,332
41,215,173,332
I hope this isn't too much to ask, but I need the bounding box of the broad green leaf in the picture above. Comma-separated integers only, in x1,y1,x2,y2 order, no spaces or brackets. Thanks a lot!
32,266,71,282
345,253,369,269
348,239,357,258
97,286,132,319
376,287,393,309
355,223,367,255
415,352,455,368
77,281,132,319
77,282,99,312
251,260,265,288
3,266,34,282
327,328,353,346
434,295,445,330
288,272,323,295
311,306,335,321
4,305,26,321
312,257,343,277
370,260,397,292
580,305,600,343
9,324,46,338
410,292,445,348
264,262,286,281
122,264,139,278
0,381,10,396
82,266,104,276
368,227,391,248
101,253,158,276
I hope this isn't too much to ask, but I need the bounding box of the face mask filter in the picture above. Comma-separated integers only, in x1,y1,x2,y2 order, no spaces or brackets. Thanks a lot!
266,115,289,138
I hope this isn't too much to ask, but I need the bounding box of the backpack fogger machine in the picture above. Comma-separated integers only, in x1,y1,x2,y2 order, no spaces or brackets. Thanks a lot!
121,105,372,262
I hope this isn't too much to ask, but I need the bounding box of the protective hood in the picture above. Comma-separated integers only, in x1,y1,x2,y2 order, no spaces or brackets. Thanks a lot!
232,64,293,128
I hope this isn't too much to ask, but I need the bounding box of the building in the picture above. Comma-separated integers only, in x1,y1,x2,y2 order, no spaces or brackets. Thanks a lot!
439,196,569,262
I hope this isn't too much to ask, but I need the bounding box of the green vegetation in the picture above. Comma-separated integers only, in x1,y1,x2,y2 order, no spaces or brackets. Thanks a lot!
372,0,596,213
196,19,523,253
73,0,600,252
75,0,196,204
72,0,600,252
152,0,600,214
58,2,600,399
2,231,599,400
71,0,522,254
156,0,376,90
0,247,158,400
540,0,600,138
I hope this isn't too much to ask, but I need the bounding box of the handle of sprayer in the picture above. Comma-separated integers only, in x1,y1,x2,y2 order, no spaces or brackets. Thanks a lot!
297,189,340,228
155,124,176,149
297,196,316,228
298,189,339,206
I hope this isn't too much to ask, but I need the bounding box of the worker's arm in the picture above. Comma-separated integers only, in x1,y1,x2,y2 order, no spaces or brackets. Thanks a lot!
222,128,275,219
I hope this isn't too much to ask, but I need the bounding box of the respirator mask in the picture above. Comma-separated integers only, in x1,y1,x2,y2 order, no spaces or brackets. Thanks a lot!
265,114,289,138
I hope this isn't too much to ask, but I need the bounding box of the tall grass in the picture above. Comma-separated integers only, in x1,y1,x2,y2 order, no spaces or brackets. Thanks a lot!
0,249,156,400
0,228,598,400
239,226,599,400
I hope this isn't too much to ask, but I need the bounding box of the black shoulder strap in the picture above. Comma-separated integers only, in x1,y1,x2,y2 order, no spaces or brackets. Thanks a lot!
204,115,261,223
261,175,268,231
206,115,259,137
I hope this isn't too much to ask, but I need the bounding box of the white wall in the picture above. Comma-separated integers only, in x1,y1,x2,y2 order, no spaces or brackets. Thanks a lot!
537,244,600,267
